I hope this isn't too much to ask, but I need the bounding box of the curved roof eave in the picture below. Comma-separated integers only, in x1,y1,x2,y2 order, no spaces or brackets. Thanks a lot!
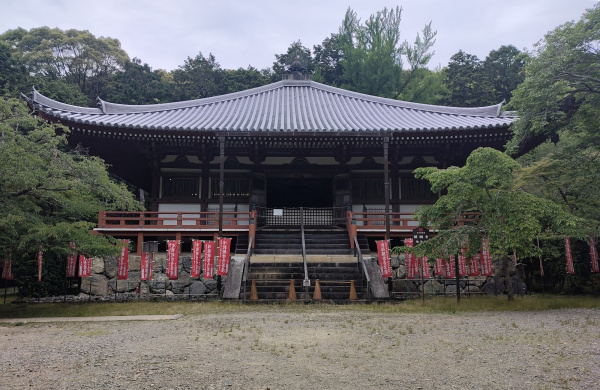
24,79,516,133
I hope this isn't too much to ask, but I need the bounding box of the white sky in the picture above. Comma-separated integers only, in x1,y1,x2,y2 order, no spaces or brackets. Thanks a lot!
2,0,597,71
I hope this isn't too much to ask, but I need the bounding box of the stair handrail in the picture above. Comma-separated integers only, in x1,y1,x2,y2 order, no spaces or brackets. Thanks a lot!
300,208,310,289
354,235,370,302
242,235,254,302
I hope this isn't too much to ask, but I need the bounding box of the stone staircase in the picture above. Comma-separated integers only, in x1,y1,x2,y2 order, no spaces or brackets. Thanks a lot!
230,228,376,301
242,261,367,301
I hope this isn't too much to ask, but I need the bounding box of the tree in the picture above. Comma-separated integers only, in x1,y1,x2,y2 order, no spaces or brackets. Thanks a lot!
313,34,346,87
483,45,526,105
338,7,436,98
271,40,315,81
171,52,224,100
411,147,575,300
508,4,600,235
104,58,175,104
396,67,448,104
0,98,142,296
443,46,525,107
222,66,271,94
508,4,600,155
0,27,129,100
443,50,491,106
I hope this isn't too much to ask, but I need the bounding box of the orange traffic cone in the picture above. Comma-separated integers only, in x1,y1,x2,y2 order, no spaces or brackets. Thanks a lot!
349,280,358,301
313,279,322,301
250,280,258,301
288,279,296,301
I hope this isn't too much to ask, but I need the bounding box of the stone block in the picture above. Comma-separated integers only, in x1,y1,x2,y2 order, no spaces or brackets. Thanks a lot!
81,274,109,296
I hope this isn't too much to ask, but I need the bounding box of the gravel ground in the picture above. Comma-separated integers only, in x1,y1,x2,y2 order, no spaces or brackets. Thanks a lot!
0,307,599,390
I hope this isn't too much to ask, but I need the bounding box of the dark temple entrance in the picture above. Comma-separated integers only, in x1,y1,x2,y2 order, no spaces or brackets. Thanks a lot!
267,178,333,208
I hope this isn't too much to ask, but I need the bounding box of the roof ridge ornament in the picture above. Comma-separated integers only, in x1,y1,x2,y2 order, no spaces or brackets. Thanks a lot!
282,61,312,81
96,96,107,113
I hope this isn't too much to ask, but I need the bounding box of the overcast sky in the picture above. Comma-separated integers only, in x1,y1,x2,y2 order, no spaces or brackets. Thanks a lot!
2,0,597,71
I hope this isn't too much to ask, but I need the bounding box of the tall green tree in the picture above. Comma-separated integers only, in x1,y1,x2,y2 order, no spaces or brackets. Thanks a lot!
0,98,142,296
338,6,436,98
313,34,346,87
0,27,129,100
443,46,525,107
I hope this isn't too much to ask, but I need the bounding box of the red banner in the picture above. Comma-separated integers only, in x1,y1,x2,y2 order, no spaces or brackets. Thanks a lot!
433,257,444,276
217,237,232,276
118,241,129,280
565,236,575,274
421,256,430,278
405,239,418,279
443,256,455,279
191,240,202,278
539,256,545,277
590,235,599,273
66,242,77,278
37,246,43,282
166,240,179,280
458,249,467,277
141,252,148,281
141,252,154,281
78,255,92,277
376,240,392,278
2,257,13,280
203,241,215,279
480,238,493,276
467,254,480,277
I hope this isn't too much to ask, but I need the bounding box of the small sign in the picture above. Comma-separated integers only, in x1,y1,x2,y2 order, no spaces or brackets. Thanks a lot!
412,227,430,245
303,279,311,287
273,209,283,216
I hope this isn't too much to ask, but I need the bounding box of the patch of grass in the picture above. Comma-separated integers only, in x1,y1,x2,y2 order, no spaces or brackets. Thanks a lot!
0,295,599,319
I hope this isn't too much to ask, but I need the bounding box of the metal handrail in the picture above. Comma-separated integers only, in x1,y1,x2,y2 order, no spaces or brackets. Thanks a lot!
354,235,370,301
300,208,310,291
242,235,253,302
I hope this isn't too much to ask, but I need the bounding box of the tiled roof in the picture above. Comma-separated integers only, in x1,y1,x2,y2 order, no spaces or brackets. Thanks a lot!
26,79,515,133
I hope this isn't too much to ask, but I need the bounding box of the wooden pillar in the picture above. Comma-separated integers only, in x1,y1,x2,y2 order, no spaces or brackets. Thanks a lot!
218,136,225,238
383,137,390,241
137,232,144,255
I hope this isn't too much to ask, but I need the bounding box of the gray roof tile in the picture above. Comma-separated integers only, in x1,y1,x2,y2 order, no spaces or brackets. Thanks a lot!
26,80,515,133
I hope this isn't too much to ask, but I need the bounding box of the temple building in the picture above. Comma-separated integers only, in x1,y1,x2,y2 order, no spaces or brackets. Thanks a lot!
25,70,515,259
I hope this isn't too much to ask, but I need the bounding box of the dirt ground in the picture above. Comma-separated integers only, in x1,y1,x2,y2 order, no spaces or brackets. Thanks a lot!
0,307,599,390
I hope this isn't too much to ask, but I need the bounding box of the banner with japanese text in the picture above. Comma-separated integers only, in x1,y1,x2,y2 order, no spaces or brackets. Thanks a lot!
191,240,202,278
203,241,215,279
117,241,130,280
166,240,179,280
458,249,467,277
2,257,13,280
443,256,455,279
376,240,392,278
217,237,232,276
590,235,599,273
480,238,493,276
433,257,444,276
565,236,575,274
405,239,417,279
467,254,480,277
421,256,430,278
78,255,92,278
66,242,77,278
37,246,43,282
141,252,154,281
